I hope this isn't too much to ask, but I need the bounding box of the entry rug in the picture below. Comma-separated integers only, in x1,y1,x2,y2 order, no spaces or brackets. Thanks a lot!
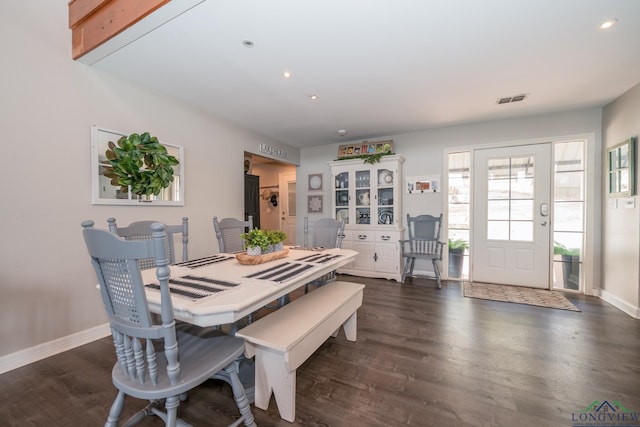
463,282,580,311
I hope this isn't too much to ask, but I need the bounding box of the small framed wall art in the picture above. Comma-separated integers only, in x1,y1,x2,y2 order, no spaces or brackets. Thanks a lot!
308,195,324,213
308,173,323,191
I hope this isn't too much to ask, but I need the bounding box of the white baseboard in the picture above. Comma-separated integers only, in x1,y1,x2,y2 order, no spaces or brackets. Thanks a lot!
596,289,640,319
0,323,110,375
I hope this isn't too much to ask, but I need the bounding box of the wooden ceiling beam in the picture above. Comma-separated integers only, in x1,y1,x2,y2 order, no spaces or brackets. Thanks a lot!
68,0,170,60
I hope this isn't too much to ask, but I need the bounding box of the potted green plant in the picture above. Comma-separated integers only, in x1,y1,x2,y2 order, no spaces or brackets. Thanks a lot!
103,132,179,198
241,229,271,256
266,230,287,252
554,241,580,289
448,238,468,279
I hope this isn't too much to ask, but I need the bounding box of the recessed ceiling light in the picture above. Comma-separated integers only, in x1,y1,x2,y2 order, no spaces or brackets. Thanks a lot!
242,40,255,48
309,95,318,101
600,18,617,30
283,71,292,79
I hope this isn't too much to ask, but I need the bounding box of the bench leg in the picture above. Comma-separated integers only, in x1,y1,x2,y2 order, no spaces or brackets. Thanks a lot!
253,349,296,422
342,311,358,341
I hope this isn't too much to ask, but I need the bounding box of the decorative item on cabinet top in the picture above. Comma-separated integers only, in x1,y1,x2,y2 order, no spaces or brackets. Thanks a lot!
336,140,394,164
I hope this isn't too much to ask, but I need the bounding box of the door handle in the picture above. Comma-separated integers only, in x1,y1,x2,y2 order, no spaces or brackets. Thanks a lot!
540,203,549,217
541,221,548,226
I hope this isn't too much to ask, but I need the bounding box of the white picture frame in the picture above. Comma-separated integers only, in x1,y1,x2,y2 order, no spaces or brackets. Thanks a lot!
91,125,185,205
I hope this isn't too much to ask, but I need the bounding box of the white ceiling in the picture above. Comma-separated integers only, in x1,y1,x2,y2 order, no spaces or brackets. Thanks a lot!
90,0,640,148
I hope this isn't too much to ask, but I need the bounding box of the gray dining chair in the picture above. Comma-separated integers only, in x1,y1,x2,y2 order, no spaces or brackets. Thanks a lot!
213,215,253,253
303,216,346,249
107,217,189,268
303,216,346,293
399,213,444,288
81,220,255,427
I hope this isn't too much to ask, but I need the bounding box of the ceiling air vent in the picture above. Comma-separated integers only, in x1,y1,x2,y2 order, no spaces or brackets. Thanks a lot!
497,93,528,105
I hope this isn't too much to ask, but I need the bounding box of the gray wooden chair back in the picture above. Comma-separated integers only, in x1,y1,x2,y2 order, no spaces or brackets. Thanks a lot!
213,215,253,253
81,220,255,427
303,217,346,248
400,213,444,288
107,217,188,268
303,217,346,293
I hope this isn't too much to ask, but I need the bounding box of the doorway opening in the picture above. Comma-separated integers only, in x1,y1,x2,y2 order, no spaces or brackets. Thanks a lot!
445,138,586,291
244,152,297,243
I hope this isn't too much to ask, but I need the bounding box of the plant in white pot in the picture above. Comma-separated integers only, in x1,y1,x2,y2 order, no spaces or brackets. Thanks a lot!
103,132,179,199
266,230,287,252
241,229,270,256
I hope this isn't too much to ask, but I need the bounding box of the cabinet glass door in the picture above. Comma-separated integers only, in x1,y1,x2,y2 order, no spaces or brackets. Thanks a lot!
334,171,350,224
376,167,395,224
355,169,371,224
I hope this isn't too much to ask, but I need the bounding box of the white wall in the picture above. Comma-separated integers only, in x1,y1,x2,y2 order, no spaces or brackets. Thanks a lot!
0,2,298,359
602,82,640,315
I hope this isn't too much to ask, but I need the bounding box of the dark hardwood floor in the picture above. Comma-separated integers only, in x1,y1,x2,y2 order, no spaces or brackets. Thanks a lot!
1,276,639,426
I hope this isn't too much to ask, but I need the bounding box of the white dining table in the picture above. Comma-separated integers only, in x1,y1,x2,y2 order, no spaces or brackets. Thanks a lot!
142,247,357,328
140,246,357,410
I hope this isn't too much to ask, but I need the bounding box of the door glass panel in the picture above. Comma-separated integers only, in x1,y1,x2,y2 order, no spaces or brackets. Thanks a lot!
510,200,533,221
553,139,585,291
448,151,471,280
554,202,584,232
288,182,296,216
448,203,469,229
487,221,510,240
511,177,534,199
511,221,533,241
488,200,509,220
486,156,535,241
554,170,584,201
487,178,509,199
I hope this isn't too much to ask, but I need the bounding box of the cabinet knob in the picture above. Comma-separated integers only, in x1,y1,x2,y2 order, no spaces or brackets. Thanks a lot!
358,234,368,240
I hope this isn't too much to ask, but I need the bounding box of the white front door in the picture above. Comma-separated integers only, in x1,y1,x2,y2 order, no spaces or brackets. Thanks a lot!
472,143,552,288
279,172,297,245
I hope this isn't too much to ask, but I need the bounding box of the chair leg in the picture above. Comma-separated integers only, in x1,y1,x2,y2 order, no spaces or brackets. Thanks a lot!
401,257,408,283
277,294,290,307
432,259,442,289
105,391,125,427
408,257,416,279
225,360,256,427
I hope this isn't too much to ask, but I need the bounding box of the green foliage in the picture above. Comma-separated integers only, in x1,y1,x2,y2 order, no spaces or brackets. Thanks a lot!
103,132,179,196
448,238,469,251
241,229,271,251
554,241,580,256
266,229,287,244
335,151,394,164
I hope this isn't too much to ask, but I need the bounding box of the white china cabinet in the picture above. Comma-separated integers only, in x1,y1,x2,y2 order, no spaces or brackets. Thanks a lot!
330,154,404,281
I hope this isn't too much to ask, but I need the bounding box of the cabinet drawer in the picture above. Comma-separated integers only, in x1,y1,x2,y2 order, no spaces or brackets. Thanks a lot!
375,230,401,243
340,229,354,242
351,231,374,242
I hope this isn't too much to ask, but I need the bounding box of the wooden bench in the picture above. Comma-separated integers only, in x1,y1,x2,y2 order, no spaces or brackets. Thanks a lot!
236,280,364,422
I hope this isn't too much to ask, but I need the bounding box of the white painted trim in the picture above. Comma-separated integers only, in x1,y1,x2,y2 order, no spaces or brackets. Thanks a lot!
0,323,110,375
595,289,640,319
